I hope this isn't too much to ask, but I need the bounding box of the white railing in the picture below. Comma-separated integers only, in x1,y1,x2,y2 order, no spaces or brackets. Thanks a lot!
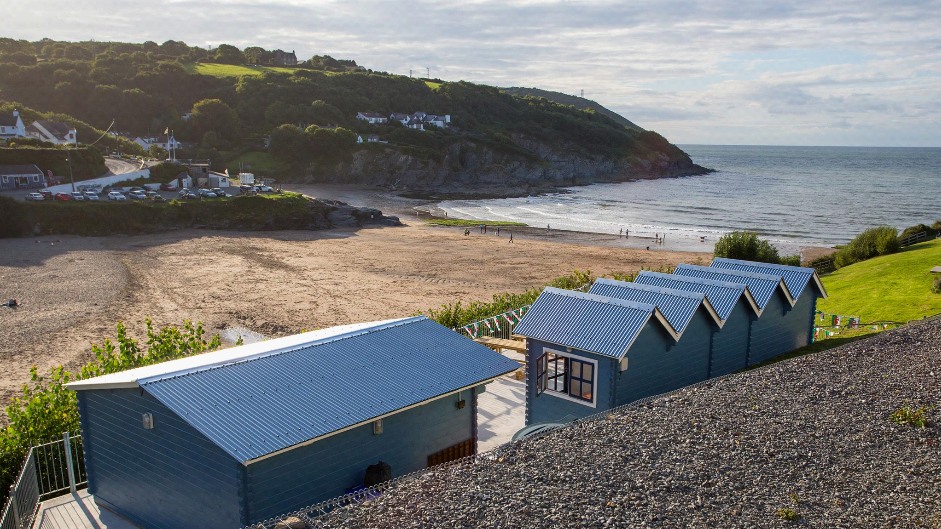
0,433,85,529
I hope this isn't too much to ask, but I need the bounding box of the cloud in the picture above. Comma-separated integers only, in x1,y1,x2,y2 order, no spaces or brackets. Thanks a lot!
4,0,940,145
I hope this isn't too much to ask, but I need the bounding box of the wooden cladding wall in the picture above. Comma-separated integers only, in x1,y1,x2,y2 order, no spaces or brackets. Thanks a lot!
427,438,474,467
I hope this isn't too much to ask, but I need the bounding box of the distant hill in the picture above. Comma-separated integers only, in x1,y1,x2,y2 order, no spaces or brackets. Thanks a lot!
502,87,644,132
0,38,709,197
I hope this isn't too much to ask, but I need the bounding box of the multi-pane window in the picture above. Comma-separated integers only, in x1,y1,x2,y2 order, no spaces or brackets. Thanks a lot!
534,350,595,404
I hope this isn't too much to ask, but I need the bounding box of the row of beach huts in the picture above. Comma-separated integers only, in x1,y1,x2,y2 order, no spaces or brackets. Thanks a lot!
64,258,824,529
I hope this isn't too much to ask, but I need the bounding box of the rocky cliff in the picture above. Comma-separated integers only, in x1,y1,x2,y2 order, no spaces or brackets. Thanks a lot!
303,133,710,199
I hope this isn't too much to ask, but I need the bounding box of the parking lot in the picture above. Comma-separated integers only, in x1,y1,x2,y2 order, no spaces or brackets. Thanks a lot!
4,184,272,203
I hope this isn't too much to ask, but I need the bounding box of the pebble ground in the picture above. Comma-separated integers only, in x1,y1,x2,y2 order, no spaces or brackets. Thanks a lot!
310,320,941,528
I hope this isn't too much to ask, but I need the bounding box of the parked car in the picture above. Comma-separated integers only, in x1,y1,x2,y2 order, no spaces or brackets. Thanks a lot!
107,191,127,201
211,188,229,198
128,190,148,200
160,182,178,191
254,184,273,193
25,192,45,201
152,194,166,202
239,185,257,196
39,189,53,200
145,190,159,199
179,191,199,200
54,192,72,201
84,191,101,201
197,188,217,198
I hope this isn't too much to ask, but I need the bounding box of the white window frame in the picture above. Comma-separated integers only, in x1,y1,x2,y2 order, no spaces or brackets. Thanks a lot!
535,347,598,408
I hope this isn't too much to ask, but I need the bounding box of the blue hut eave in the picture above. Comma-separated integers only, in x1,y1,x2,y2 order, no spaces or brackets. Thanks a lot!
811,272,828,299
241,373,511,466
66,317,424,391
741,287,762,317
699,297,725,330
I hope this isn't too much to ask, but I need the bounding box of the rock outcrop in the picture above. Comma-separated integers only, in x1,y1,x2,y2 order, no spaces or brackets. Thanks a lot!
304,134,710,199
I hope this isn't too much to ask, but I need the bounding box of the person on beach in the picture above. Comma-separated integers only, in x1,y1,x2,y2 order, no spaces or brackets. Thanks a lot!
547,224,551,232
619,228,623,238
496,227,501,236
626,229,629,238
508,231,514,243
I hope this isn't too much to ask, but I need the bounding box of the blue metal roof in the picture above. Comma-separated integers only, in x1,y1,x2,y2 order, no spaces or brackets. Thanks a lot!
674,264,792,311
710,257,827,299
138,317,520,464
633,271,757,320
588,278,718,333
513,287,677,360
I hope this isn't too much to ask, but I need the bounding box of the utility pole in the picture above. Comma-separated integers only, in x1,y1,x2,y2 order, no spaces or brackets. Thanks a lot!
409,69,412,77
426,67,430,78
67,149,75,192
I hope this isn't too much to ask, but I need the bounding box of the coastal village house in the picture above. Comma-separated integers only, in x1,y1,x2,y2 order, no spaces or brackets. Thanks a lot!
0,110,27,142
28,120,77,145
357,111,451,130
134,134,182,152
67,316,519,529
0,164,47,190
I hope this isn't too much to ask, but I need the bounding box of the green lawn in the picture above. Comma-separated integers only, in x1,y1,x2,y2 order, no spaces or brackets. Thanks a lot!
427,219,527,227
424,80,442,90
185,63,300,78
818,238,941,323
226,151,289,175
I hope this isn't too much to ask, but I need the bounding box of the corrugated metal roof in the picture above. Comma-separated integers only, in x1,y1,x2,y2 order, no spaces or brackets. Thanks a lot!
121,317,517,464
514,287,677,360
588,278,720,333
710,257,827,299
68,318,415,390
674,264,793,311
634,271,759,320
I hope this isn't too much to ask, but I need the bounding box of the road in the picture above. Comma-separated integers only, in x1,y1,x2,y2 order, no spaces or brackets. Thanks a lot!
104,157,143,175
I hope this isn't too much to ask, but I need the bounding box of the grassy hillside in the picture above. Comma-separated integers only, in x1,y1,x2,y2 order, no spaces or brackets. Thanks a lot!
187,62,308,78
502,87,644,132
818,238,941,323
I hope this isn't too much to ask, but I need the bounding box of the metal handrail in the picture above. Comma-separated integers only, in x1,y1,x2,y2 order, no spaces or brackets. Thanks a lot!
0,433,85,529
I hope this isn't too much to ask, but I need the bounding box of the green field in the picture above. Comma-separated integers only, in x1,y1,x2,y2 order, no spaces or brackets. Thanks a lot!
818,238,941,324
185,62,300,78
424,80,442,90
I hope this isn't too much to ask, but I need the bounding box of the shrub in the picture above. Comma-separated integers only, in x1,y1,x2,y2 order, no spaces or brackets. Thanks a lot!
426,270,593,329
776,507,800,521
898,223,937,244
891,404,930,428
834,226,900,268
713,231,781,264
806,254,836,274
0,320,221,502
934,276,941,295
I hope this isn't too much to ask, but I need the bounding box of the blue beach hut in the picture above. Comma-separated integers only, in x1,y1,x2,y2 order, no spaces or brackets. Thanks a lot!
633,271,760,376
674,263,807,365
514,287,692,425
67,316,519,529
588,277,723,376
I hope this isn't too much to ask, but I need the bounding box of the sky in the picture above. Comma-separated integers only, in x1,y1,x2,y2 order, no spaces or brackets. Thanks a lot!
5,0,941,146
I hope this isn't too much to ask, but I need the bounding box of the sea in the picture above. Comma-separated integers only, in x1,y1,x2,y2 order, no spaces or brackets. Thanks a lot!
437,145,941,253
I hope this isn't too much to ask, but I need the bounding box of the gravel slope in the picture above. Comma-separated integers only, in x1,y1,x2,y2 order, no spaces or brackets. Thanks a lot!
308,320,940,529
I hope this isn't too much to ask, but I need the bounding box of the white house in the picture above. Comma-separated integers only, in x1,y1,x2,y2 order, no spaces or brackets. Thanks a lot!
28,120,77,145
0,110,27,142
389,111,451,131
355,112,388,124
134,134,182,152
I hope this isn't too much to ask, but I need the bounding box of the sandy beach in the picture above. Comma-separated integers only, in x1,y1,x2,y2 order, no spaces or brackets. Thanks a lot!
0,185,719,410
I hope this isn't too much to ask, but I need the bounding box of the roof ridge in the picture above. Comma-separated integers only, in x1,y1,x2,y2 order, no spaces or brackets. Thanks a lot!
636,270,748,291
542,286,657,313
676,263,782,282
711,257,814,273
140,316,426,385
592,278,706,301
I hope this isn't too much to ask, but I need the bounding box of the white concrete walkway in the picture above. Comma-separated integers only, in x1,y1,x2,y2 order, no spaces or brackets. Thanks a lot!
33,490,140,529
477,371,527,452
